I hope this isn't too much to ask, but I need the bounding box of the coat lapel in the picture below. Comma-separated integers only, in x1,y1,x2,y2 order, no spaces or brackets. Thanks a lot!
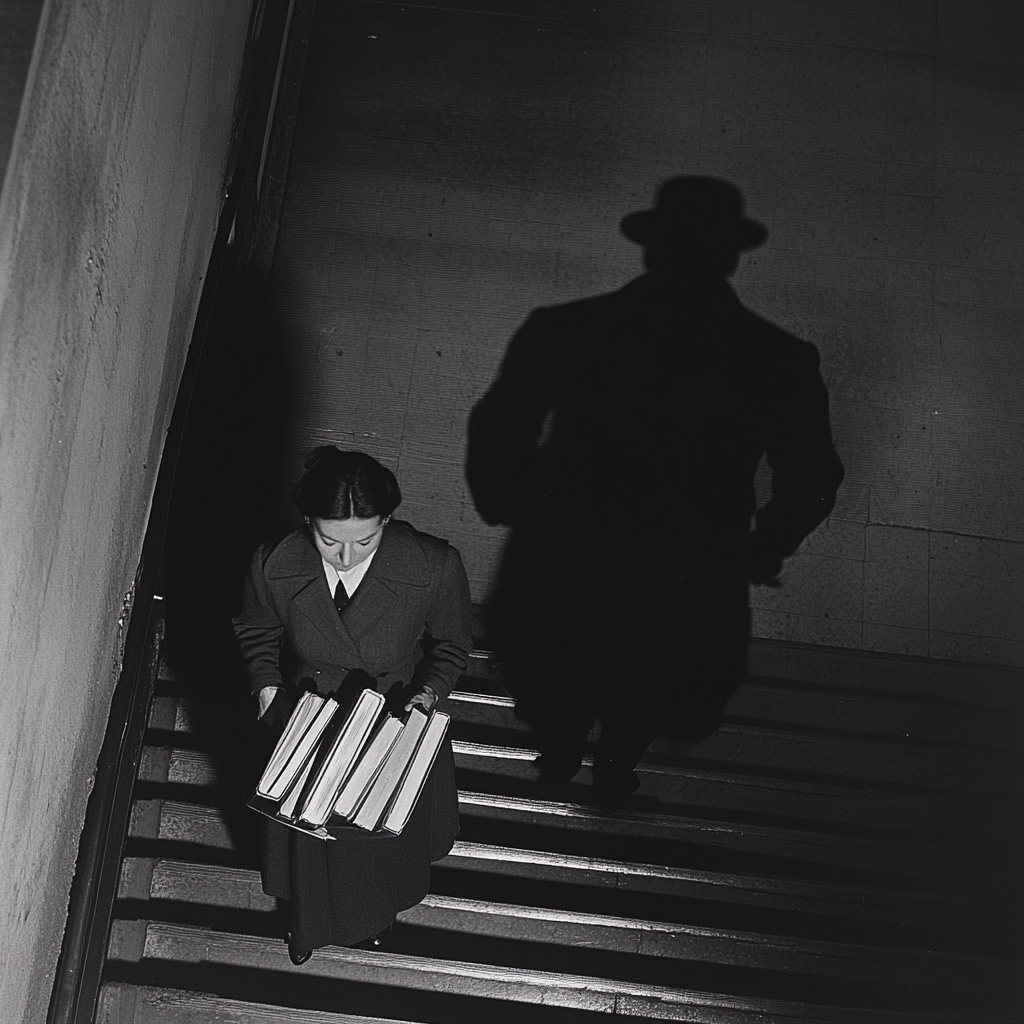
264,522,432,660
338,521,432,647
263,529,359,653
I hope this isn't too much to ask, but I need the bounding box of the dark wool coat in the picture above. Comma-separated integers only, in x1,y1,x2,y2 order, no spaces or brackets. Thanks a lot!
467,272,844,735
233,519,472,948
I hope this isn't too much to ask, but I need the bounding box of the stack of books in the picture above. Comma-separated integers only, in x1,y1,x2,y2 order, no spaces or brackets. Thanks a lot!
248,689,450,840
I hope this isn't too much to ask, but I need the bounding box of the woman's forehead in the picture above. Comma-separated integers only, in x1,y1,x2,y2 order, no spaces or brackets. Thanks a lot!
313,516,382,544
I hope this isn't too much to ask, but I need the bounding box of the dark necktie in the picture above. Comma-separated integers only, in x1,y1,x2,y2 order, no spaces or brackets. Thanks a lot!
333,578,349,615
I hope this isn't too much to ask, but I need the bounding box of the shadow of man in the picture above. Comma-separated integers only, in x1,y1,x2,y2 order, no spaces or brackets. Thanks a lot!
466,176,844,803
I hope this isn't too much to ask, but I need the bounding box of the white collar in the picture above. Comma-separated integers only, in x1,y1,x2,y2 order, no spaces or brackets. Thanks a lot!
320,547,378,596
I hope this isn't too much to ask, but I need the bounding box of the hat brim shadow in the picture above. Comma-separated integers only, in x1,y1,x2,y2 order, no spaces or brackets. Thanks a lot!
620,211,768,251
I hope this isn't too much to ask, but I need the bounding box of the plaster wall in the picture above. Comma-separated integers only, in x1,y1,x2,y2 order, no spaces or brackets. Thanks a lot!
273,0,1023,667
0,1,252,1019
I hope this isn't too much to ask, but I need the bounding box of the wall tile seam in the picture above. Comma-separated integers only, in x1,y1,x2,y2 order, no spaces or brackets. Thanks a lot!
861,524,1024,547
752,608,1022,646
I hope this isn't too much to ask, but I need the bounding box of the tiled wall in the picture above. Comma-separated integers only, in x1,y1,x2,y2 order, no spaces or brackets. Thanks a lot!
751,520,1024,666
273,0,1023,667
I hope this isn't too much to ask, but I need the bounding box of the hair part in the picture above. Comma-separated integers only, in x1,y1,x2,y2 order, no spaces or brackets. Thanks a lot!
293,446,401,520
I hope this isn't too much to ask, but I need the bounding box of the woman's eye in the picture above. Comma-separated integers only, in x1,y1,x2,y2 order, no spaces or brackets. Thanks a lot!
359,539,373,547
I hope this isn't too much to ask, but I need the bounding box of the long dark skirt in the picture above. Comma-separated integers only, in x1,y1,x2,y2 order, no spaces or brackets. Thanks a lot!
260,738,459,949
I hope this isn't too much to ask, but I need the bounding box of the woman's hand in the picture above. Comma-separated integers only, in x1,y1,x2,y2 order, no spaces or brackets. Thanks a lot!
257,686,294,730
404,684,438,714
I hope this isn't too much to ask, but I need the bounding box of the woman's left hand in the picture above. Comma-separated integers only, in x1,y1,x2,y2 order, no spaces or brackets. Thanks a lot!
404,684,438,713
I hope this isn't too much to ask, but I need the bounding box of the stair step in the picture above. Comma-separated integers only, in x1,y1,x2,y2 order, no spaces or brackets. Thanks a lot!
106,920,994,1023
444,689,1015,794
140,737,980,838
118,858,276,910
114,857,997,989
126,794,1001,942
119,831,981,949
456,791,958,880
450,721,1002,794
149,692,1015,800
97,984,412,1023
127,779,959,885
129,799,236,848
136,736,1018,856
449,683,1022,755
439,840,984,930
452,741,1013,839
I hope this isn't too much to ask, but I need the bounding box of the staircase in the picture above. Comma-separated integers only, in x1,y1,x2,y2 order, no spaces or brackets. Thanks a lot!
95,614,1023,1023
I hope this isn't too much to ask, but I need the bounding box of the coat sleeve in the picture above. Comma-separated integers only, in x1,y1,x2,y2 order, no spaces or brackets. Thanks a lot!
414,544,474,700
232,545,287,695
466,309,557,526
755,343,845,559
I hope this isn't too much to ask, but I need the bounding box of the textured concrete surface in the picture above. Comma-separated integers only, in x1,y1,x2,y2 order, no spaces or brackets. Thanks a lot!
270,0,1023,665
0,2,251,1020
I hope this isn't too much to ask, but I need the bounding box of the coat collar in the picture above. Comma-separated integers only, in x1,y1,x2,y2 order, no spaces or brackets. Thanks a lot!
626,271,742,309
263,520,431,652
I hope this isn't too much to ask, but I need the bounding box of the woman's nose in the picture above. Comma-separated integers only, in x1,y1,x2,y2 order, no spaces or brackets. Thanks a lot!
338,544,354,568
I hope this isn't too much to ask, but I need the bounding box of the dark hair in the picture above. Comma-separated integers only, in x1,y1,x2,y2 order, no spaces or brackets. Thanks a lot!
292,447,401,520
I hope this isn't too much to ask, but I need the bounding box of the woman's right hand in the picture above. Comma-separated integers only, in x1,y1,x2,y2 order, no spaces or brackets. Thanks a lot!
257,686,294,730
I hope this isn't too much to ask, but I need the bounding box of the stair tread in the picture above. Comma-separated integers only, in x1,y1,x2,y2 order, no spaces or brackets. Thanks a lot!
127,787,969,885
456,791,970,880
120,835,985,945
130,641,1021,1022
452,741,1019,838
97,983,410,1023
114,856,1000,986
136,736,1020,848
107,921,1000,1023
448,684,1024,752
148,694,1019,797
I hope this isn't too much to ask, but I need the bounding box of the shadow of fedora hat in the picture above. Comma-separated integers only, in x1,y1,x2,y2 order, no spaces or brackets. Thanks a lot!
621,176,767,251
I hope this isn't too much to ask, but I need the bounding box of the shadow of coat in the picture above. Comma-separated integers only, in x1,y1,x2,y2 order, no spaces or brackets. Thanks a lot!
467,268,843,747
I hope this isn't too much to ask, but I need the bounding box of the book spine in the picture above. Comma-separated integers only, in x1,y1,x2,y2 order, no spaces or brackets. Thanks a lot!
382,713,449,835
256,691,326,797
294,688,385,826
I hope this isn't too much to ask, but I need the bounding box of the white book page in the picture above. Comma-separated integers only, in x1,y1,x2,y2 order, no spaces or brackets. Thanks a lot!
332,715,404,820
352,708,429,830
298,689,385,826
383,712,449,834
261,694,336,800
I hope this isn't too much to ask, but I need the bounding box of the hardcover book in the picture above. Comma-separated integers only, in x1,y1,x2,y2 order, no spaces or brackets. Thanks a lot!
381,710,450,835
248,689,448,839
255,691,336,801
351,707,430,831
296,688,387,826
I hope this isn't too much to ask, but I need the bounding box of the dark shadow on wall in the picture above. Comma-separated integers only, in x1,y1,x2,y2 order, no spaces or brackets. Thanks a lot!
465,177,845,790
161,264,299,857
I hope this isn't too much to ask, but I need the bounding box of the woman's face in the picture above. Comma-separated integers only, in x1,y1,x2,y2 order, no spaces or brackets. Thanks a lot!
308,515,385,571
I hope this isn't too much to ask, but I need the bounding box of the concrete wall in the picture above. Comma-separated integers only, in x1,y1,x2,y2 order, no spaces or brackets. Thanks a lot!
0,1,252,1019
0,0,46,182
272,0,1023,666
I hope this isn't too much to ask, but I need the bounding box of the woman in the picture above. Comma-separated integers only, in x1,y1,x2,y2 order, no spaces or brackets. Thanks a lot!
233,447,472,963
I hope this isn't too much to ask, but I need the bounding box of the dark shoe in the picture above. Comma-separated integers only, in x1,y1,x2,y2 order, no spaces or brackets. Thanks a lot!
287,934,312,965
